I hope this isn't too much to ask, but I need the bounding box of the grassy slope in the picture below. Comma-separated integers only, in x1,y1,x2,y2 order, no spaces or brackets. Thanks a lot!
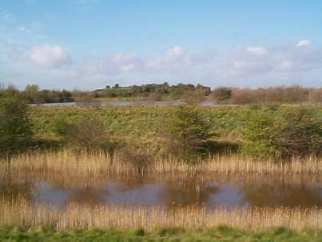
29,106,247,153
1,227,322,242
30,105,322,151
29,106,252,137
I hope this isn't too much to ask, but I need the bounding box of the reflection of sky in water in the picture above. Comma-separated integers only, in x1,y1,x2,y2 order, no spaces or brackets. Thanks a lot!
32,182,70,208
208,184,248,208
4,178,322,210
103,182,166,206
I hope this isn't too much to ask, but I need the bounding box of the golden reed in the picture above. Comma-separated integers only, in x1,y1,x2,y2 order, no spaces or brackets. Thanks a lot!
1,197,322,232
1,150,322,232
1,150,322,177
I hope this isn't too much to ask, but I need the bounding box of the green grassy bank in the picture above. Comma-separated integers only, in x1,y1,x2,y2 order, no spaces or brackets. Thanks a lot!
30,105,322,138
1,227,322,242
30,105,322,158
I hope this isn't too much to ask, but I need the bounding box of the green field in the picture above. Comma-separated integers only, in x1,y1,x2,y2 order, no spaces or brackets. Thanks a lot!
1,227,322,242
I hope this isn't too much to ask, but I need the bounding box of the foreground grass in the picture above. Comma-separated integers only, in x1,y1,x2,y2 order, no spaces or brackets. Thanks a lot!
2,196,322,232
1,227,322,242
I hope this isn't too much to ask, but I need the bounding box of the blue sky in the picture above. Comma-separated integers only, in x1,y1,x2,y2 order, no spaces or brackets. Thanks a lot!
1,0,322,89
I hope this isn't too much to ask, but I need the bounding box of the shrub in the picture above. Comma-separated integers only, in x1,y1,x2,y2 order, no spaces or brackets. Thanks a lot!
165,106,215,163
212,87,232,103
231,89,257,104
23,84,40,104
273,109,322,158
241,107,322,160
117,146,151,175
182,89,206,105
240,108,278,159
308,89,322,103
60,116,116,155
0,96,33,157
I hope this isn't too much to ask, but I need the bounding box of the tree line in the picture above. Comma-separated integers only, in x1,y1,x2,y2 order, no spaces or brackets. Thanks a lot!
1,83,322,105
0,84,74,104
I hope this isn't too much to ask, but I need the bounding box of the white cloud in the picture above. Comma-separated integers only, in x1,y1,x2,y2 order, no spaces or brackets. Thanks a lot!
166,46,185,57
3,41,322,89
2,1,318,89
147,46,191,70
296,40,311,48
246,47,268,55
107,53,144,73
29,45,70,68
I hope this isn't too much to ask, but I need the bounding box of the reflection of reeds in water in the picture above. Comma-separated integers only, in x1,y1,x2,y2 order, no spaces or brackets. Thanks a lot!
1,197,322,231
1,150,322,178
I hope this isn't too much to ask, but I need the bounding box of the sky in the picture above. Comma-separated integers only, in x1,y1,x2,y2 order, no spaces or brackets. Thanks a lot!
1,0,322,90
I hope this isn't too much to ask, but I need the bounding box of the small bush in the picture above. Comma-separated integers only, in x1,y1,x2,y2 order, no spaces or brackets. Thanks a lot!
182,90,206,105
212,87,232,103
273,109,322,158
60,116,116,155
165,106,215,164
0,96,33,157
117,146,151,174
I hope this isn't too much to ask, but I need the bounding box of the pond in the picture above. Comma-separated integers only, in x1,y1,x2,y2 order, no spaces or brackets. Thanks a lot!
1,175,322,209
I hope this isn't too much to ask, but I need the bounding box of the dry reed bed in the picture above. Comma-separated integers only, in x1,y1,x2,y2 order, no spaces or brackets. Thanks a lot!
1,171,321,190
2,151,322,232
1,197,322,232
1,150,322,177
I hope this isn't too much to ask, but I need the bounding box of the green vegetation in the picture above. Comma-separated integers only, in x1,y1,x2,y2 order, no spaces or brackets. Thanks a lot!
94,82,211,100
165,106,215,163
0,227,322,242
0,96,33,158
2,83,322,105
26,105,322,161
212,87,232,103
1,83,322,162
1,90,322,241
58,115,116,155
95,84,322,105
23,84,74,104
241,107,322,159
0,84,74,104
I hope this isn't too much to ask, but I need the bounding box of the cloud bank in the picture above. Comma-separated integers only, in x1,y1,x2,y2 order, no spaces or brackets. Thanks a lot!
1,40,322,89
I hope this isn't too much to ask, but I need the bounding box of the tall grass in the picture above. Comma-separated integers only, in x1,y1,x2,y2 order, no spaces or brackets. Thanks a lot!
1,196,322,231
2,150,322,178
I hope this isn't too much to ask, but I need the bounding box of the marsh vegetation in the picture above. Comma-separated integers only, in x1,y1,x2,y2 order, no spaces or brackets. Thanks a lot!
1,88,322,239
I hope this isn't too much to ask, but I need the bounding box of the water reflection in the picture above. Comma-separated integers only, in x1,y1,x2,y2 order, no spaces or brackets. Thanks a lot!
243,183,322,208
1,175,322,209
208,184,248,208
32,182,70,207
162,178,218,207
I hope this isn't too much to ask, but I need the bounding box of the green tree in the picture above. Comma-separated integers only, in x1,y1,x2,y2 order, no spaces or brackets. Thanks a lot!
0,96,33,157
24,84,40,103
165,106,214,163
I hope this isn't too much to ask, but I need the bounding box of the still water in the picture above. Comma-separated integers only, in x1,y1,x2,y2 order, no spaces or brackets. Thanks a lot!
1,175,322,209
